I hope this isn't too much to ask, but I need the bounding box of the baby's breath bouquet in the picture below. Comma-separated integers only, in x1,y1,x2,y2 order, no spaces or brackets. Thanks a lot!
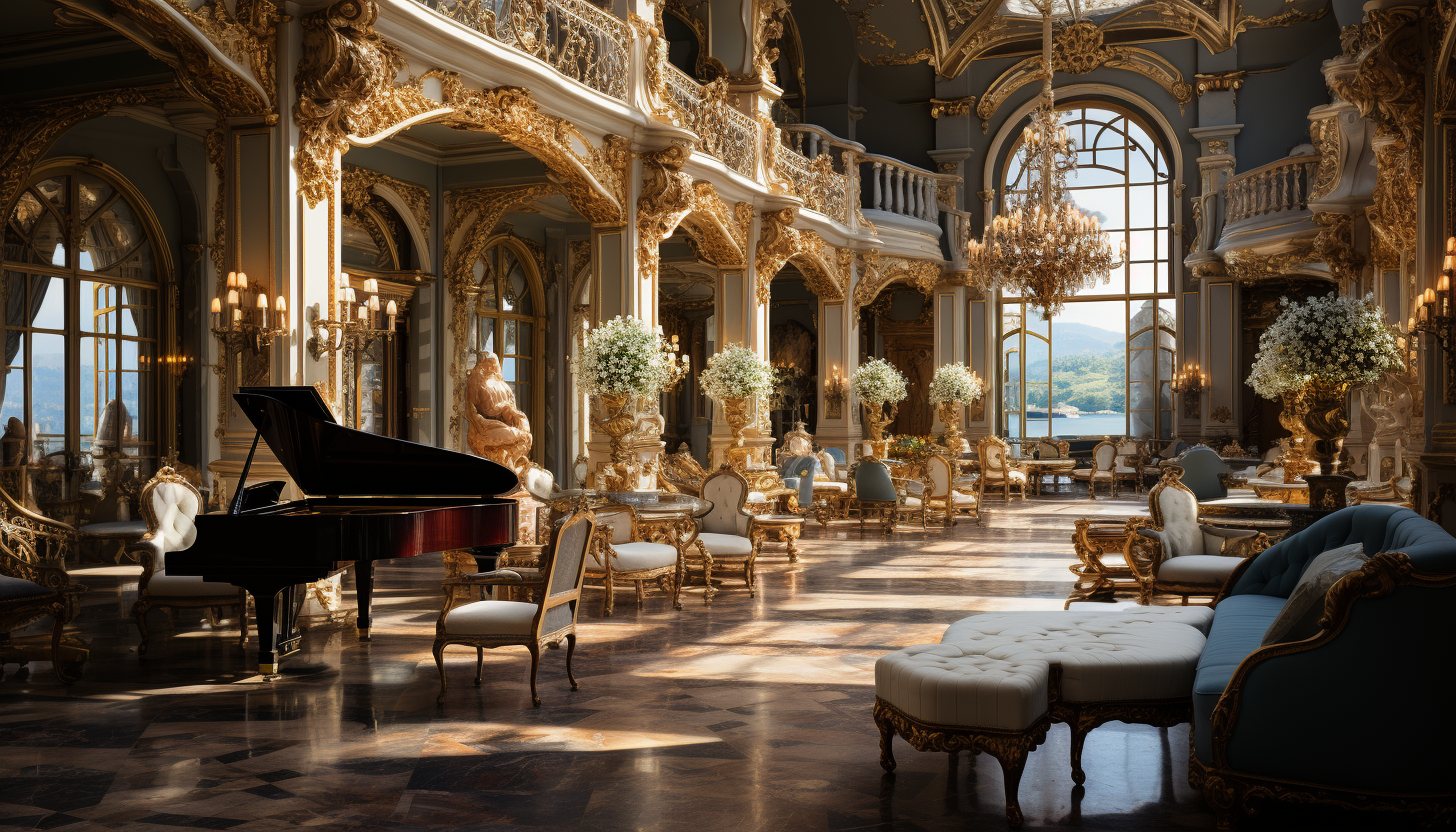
576,316,685,397
853,358,908,405
1247,293,1401,399
928,363,984,405
699,345,775,401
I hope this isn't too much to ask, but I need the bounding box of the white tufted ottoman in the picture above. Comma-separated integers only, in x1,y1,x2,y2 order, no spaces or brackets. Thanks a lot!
875,610,1209,827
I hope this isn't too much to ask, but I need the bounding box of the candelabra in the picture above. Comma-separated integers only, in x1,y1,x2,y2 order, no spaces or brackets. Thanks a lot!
823,363,847,419
308,273,399,359
211,271,287,355
143,352,194,386
1409,238,1456,362
1170,361,1208,419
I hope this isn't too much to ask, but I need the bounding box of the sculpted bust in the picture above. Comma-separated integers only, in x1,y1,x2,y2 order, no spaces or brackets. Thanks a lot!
465,351,533,475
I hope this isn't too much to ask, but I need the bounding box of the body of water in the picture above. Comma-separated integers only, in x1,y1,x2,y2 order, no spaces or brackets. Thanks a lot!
1013,413,1129,439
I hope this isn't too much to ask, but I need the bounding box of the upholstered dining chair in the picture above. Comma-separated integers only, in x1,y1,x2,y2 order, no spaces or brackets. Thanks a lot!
131,467,248,654
1071,440,1118,500
849,458,903,534
585,502,681,616
922,453,979,528
1113,438,1147,495
1124,468,1269,605
976,436,1027,502
693,465,759,600
0,513,88,682
434,508,595,706
823,446,848,482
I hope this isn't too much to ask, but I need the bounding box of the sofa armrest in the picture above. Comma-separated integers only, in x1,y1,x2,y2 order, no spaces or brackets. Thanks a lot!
1208,554,1456,793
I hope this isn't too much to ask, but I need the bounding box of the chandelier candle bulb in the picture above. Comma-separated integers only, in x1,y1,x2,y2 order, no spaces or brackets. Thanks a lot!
227,289,239,307
275,295,286,314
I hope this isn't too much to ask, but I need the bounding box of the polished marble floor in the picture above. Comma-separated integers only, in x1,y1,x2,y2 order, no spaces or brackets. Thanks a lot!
0,492,1415,830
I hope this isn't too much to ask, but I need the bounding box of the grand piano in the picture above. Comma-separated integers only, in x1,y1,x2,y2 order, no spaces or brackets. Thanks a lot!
168,386,519,674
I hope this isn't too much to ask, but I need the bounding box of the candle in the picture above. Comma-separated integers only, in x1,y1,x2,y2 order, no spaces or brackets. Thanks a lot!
364,278,378,295
340,273,350,289
275,295,286,313
1444,254,1455,273
226,271,237,289
368,295,380,313
357,304,368,321
210,297,221,329
233,307,242,323
386,299,397,330
1440,275,1450,294
1447,236,1455,254
227,288,239,307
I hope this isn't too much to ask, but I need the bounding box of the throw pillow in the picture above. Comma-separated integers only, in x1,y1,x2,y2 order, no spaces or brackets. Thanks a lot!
1260,542,1368,647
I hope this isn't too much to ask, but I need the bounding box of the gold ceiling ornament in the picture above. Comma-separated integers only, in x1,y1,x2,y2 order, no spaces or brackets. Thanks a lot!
965,4,1124,317
442,183,559,441
1221,241,1321,283
341,164,432,239
1193,69,1246,95
1307,114,1342,200
636,142,697,286
678,181,748,267
974,18,1192,130
930,97,977,118
1311,211,1365,285
793,230,848,301
831,0,898,50
853,253,941,313
755,207,802,303
293,1,627,221
862,48,937,66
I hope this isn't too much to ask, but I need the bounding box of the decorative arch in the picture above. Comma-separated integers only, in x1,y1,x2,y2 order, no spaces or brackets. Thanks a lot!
341,165,432,273
852,254,939,316
677,182,749,267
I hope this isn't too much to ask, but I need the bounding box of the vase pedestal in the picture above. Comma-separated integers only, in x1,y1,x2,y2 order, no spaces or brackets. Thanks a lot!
1304,474,1352,513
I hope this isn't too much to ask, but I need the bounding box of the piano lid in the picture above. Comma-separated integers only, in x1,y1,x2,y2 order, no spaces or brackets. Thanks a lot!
234,386,520,498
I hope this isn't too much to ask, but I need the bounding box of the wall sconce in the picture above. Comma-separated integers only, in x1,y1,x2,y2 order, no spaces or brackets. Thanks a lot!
1171,360,1208,419
308,273,397,359
212,271,286,356
1409,237,1456,359
147,352,193,385
823,363,847,419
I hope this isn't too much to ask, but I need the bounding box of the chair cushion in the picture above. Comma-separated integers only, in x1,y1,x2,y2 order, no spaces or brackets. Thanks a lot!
444,599,538,636
147,574,242,597
697,532,753,556
594,541,677,571
1157,555,1242,585
1192,594,1288,763
0,575,49,601
902,496,922,507
983,470,1027,483
875,643,1049,730
79,520,148,537
951,492,976,505
942,607,1216,642
1259,543,1367,647
936,613,1207,702
813,481,848,493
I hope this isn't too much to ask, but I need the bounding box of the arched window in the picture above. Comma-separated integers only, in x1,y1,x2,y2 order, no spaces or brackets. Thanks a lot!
1,163,168,503
340,194,417,437
998,103,1176,440
469,237,544,454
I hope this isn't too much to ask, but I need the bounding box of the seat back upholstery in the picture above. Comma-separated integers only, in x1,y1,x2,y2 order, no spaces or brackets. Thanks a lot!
826,446,847,467
1176,447,1231,500
853,459,897,502
1090,441,1116,473
925,454,952,498
817,449,837,480
1231,505,1456,598
1148,468,1201,558
141,467,202,573
702,466,751,536
592,503,636,548
779,454,818,508
536,509,594,636
978,436,1012,479
1036,439,1063,459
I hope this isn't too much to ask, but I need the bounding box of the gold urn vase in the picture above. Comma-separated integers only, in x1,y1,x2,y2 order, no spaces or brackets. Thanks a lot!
1277,388,1316,483
938,401,964,453
862,400,897,458
1303,378,1352,476
721,396,753,470
591,392,637,491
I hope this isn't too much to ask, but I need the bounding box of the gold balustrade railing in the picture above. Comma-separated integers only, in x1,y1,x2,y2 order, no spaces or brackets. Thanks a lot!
1222,155,1320,225
662,64,758,179
774,146,851,223
418,0,631,101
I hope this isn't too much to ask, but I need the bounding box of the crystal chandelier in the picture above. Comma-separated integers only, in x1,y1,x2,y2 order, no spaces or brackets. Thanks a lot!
965,1,1124,318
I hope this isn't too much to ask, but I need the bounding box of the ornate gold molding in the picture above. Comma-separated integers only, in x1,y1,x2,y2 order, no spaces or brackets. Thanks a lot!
630,4,673,119
679,181,748,267
752,0,790,83
341,164,431,239
1221,241,1319,283
755,207,800,303
854,253,940,312
975,21,1193,129
637,142,696,285
930,97,977,118
293,0,627,222
1311,211,1365,284
1308,114,1342,200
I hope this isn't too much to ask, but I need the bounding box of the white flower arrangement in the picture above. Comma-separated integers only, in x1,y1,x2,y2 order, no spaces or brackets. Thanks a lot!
853,358,908,405
928,363,985,405
1247,292,1402,399
699,345,775,400
575,316,685,397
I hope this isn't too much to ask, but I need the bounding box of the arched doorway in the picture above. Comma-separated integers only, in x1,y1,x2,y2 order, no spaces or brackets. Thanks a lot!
862,287,934,437
768,265,817,439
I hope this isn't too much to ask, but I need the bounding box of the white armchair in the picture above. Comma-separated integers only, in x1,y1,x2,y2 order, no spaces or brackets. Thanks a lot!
586,503,681,616
977,436,1027,502
131,467,247,654
693,466,759,600
1072,440,1118,500
922,454,979,528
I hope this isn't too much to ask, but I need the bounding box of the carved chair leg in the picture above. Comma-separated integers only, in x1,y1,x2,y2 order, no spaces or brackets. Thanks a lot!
874,707,897,773
565,632,579,691
474,646,484,687
671,557,684,611
635,580,646,607
132,601,151,656
527,642,542,707
701,551,715,604
993,744,1031,828
433,641,448,705
601,573,615,617
1069,717,1091,786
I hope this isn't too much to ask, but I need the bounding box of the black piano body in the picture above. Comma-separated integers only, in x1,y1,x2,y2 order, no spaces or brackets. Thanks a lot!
168,386,519,674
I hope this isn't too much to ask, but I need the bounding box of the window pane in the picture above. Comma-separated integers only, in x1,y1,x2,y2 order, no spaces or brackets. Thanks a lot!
503,319,517,354
0,343,24,460
82,194,145,273
476,317,496,356
517,321,532,356
473,258,497,311
502,356,516,383
33,332,66,460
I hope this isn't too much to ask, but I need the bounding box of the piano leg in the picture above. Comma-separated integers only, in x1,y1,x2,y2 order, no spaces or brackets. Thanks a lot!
356,559,373,641
248,582,304,675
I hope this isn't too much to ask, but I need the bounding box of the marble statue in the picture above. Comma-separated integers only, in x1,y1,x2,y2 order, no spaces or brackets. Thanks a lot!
465,351,533,476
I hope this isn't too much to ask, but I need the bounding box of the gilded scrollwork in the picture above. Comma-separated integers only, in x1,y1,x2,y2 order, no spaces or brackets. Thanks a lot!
636,142,697,285
1311,211,1365,285
754,207,801,303
341,164,432,239
629,5,672,119
1221,241,1319,283
854,253,941,313
678,182,747,267
752,0,790,83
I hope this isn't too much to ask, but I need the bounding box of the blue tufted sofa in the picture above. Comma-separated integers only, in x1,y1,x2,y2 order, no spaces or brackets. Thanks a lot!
1191,505,1456,827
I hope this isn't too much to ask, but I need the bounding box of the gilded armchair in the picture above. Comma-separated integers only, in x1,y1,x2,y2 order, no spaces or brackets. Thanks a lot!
587,502,682,616
1112,438,1147,495
1123,468,1269,605
976,436,1027,502
132,467,249,654
921,453,979,528
0,515,88,682
848,459,905,534
434,509,594,707
1071,440,1118,500
692,465,760,599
